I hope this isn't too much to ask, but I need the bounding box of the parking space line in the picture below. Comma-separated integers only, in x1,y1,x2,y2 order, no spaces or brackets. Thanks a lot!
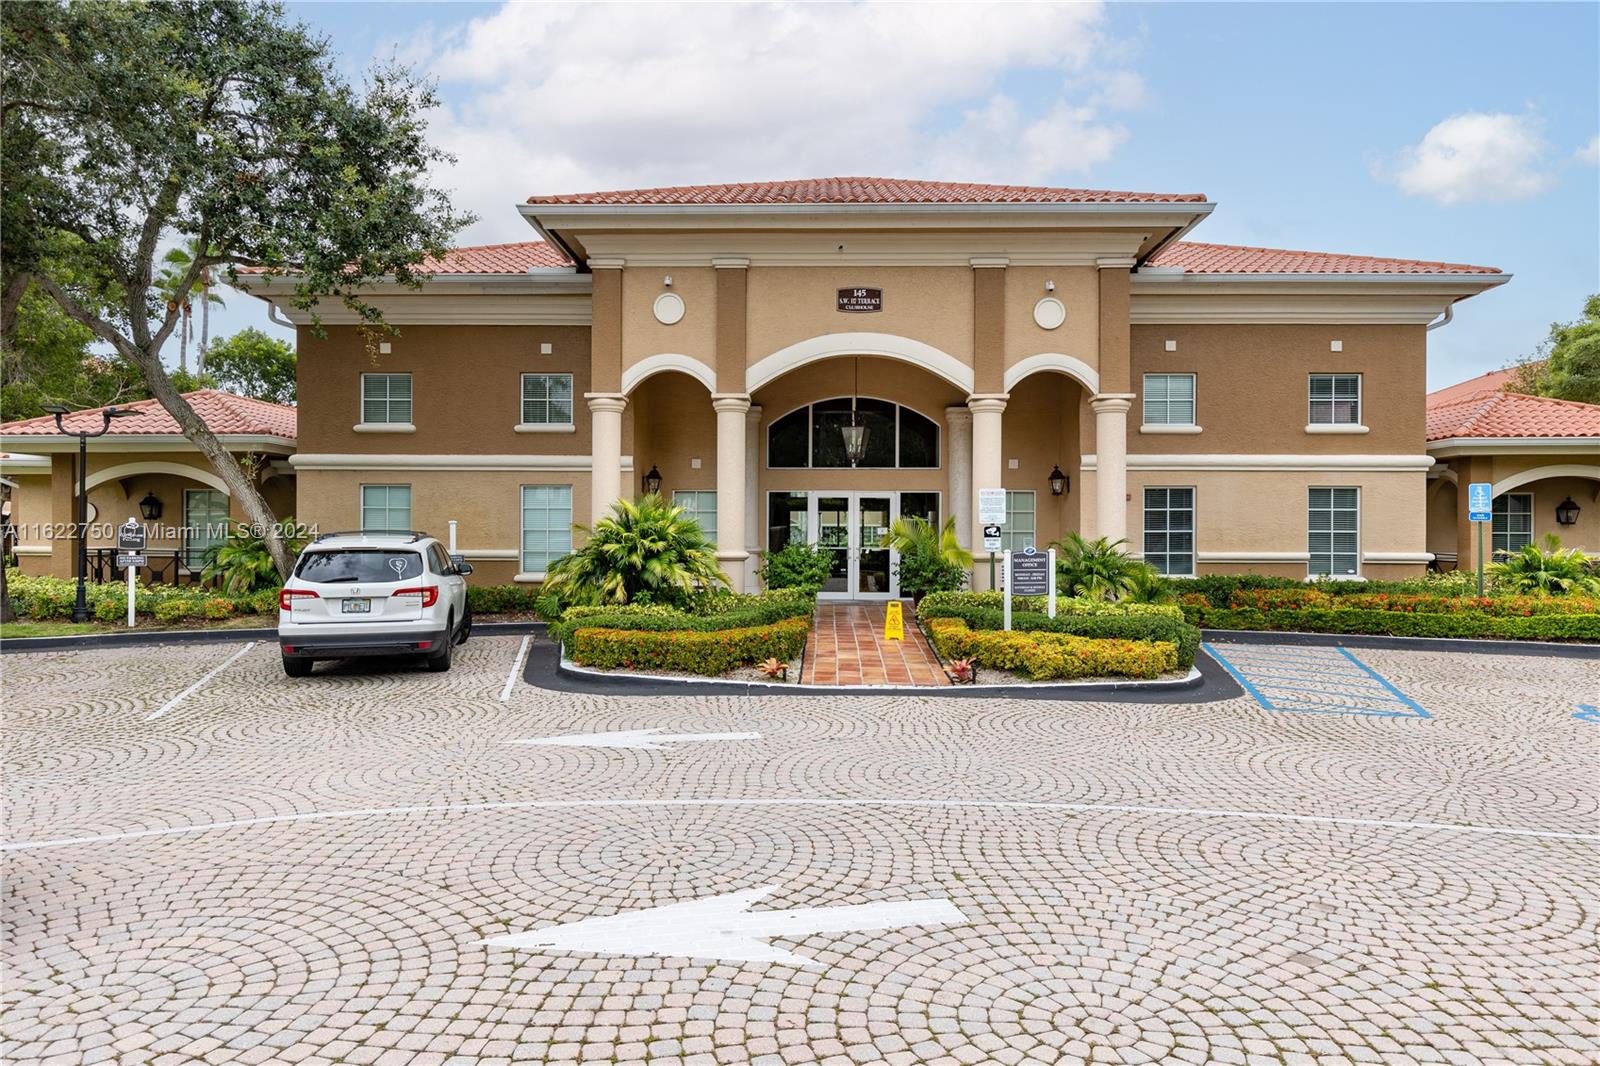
146,642,257,722
5,795,1595,853
1575,704,1600,724
1204,642,1429,719
499,635,532,702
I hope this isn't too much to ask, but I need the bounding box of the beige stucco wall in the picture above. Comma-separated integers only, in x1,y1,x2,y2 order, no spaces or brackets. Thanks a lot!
296,324,600,456
1001,373,1084,547
621,267,717,379
1427,461,1600,563
632,370,717,496
745,266,976,375
1130,324,1427,455
1003,266,1100,379
295,468,590,585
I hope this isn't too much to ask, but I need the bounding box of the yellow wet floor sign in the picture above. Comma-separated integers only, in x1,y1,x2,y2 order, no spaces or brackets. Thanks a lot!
884,601,904,641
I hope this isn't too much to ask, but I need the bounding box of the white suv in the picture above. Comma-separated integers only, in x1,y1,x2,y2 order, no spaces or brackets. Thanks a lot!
278,531,472,677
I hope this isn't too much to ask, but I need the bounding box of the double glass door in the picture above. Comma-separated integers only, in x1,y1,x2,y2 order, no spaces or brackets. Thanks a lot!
768,491,938,601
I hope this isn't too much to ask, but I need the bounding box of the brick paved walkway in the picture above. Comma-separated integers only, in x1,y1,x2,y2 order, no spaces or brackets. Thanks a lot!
801,601,949,686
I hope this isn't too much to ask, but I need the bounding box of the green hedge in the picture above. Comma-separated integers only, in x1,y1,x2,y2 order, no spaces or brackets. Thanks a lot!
917,590,1184,621
926,617,1177,680
917,597,1200,669
550,589,816,651
570,616,811,675
1191,605,1600,641
4,570,274,621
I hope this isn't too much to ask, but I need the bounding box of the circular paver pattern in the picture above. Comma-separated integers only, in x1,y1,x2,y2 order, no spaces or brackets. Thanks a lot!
2,636,1597,1065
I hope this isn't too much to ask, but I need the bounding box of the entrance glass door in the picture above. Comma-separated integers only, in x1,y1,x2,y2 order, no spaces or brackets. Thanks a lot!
764,491,942,601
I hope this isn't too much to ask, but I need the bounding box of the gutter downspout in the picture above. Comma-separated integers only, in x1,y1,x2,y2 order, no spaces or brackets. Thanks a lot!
267,302,296,330
1426,300,1455,331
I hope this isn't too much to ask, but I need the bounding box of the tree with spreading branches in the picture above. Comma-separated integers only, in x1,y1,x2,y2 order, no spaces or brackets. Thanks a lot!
1,0,471,575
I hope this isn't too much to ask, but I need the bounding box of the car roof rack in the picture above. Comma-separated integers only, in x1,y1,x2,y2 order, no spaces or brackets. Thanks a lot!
311,530,429,543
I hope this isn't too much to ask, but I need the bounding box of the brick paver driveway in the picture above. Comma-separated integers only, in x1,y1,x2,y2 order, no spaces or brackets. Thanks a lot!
4,637,1597,1065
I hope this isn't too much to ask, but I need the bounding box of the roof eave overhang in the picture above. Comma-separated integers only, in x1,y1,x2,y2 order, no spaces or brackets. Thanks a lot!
0,433,296,454
1426,436,1600,458
1131,271,1510,295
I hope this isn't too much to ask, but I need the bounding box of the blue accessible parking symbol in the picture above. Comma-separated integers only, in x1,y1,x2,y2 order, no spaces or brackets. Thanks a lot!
1205,643,1431,719
1467,482,1493,522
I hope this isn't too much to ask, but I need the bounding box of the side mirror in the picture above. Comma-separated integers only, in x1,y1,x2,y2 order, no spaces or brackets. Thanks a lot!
452,555,473,576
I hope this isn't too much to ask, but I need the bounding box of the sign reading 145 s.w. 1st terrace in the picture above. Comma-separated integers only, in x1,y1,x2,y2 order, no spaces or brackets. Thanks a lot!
837,287,882,313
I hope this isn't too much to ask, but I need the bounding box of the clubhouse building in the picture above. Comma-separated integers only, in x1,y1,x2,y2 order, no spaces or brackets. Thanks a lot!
245,177,1525,596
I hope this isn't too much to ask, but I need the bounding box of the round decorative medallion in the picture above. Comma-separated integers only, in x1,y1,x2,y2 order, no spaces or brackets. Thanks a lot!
653,292,685,325
1033,297,1066,330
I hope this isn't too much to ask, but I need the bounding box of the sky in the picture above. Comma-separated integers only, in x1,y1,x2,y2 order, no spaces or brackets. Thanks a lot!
200,1,1600,390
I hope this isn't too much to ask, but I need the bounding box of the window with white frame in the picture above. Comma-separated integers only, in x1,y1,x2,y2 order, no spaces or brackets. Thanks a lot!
1142,373,1196,426
520,373,574,426
1143,487,1195,576
1308,486,1359,577
1308,373,1361,425
521,485,573,574
1003,490,1036,552
673,490,717,541
1491,492,1534,555
360,485,412,531
361,373,413,424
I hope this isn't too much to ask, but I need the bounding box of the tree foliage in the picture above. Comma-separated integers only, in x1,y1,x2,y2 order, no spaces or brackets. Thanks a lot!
1,0,470,574
1508,294,1600,405
205,328,296,405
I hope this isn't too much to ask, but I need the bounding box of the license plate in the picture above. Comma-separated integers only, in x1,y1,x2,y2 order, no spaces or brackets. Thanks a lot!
341,598,371,614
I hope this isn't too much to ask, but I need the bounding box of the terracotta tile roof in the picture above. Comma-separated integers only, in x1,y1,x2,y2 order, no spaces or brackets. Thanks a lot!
0,390,296,439
528,176,1208,205
418,241,571,272
1426,390,1600,441
1151,240,1502,275
1427,366,1527,406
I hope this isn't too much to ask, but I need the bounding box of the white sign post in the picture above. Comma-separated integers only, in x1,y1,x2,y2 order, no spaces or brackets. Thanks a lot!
1466,482,1493,596
1047,547,1057,619
978,489,1007,591
1001,549,1012,631
116,519,146,628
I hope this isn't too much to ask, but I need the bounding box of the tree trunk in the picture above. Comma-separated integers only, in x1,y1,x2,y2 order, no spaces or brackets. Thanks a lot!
178,304,189,373
198,281,210,374
0,549,16,624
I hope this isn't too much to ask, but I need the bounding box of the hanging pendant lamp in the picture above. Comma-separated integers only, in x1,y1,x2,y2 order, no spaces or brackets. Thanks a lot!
841,356,869,466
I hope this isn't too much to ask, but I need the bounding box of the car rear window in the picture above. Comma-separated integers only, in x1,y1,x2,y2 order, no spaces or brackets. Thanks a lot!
296,549,424,583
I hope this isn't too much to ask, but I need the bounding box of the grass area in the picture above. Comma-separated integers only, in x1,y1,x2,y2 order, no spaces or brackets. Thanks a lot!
1,615,269,639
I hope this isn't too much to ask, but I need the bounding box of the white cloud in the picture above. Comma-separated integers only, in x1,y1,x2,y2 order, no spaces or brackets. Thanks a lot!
1577,134,1600,165
1385,111,1552,205
411,1,1141,244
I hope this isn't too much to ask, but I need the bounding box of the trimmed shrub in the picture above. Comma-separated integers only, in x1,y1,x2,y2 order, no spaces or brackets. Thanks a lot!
153,598,197,623
917,596,1199,668
571,616,811,676
202,597,234,619
1191,605,1600,641
467,583,544,614
926,617,1177,680
550,590,816,652
93,596,127,623
1227,587,1599,617
761,541,835,594
917,590,1183,621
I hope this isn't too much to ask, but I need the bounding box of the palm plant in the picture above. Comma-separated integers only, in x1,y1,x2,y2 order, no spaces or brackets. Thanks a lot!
1489,534,1600,596
201,517,309,595
880,515,972,568
538,493,729,615
157,240,226,374
1049,532,1149,602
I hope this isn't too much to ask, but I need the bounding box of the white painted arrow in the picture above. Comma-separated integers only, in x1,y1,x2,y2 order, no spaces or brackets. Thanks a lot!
505,728,760,750
481,885,966,968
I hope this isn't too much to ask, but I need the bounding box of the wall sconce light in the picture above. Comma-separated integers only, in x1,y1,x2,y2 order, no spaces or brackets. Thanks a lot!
1555,497,1580,526
662,275,673,288
1048,465,1068,496
1044,279,1056,292
138,491,164,520
642,465,663,496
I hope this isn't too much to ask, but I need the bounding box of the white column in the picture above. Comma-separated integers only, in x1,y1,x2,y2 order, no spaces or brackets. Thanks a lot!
944,405,973,552
967,394,1007,590
1090,393,1135,545
713,394,751,591
744,404,763,590
586,393,627,524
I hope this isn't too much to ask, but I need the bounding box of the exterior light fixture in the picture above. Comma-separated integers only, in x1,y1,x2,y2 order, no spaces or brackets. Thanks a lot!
1555,497,1580,526
1045,279,1055,292
841,356,869,466
642,465,663,496
139,492,164,520
662,275,673,287
1048,465,1068,496
45,403,138,621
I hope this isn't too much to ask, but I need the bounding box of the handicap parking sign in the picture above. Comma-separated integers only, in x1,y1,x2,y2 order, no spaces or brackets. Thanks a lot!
1467,482,1493,522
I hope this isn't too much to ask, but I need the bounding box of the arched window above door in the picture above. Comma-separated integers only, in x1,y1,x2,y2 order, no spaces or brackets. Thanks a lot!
767,399,940,469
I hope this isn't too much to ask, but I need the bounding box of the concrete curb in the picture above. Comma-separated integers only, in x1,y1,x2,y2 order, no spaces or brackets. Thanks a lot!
0,620,546,655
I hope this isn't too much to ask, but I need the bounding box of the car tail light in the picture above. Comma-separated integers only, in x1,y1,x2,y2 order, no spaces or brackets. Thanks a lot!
392,586,439,608
280,588,319,611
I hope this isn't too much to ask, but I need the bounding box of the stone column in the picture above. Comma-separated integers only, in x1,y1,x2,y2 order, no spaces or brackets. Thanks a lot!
1454,459,1481,573
967,394,1007,589
588,259,625,393
1091,394,1135,544
944,405,973,552
50,453,75,578
713,394,751,590
744,404,763,589
586,394,627,524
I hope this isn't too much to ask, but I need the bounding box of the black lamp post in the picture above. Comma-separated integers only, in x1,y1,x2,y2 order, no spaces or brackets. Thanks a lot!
42,403,138,621
1555,497,1580,526
1048,465,1068,496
